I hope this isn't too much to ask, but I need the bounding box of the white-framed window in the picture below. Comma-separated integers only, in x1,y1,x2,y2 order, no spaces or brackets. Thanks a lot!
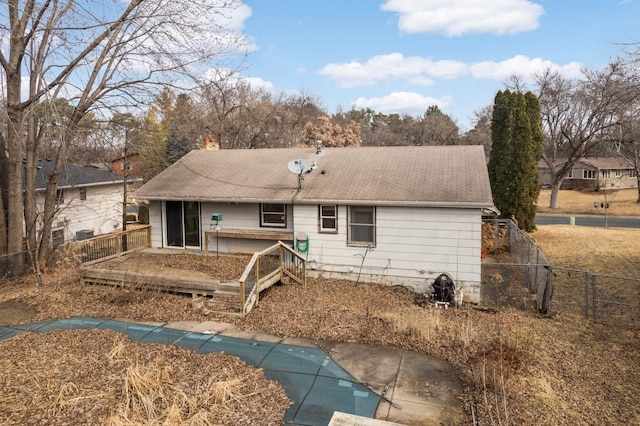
319,205,337,233
615,169,622,177
631,169,637,178
260,203,286,228
55,188,65,204
583,170,596,179
79,187,87,200
567,169,574,178
601,170,611,179
348,206,376,246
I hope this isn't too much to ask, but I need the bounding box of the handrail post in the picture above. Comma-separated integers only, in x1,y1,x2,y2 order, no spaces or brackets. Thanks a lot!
255,256,260,305
240,280,246,317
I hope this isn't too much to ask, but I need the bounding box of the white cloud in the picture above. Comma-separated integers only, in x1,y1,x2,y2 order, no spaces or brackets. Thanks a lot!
319,53,468,88
381,0,545,36
470,55,583,81
242,76,276,93
319,53,582,88
352,92,453,116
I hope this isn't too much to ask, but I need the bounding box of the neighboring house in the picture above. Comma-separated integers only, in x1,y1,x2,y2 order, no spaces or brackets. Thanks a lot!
111,152,143,178
539,157,637,190
34,159,127,244
133,146,495,303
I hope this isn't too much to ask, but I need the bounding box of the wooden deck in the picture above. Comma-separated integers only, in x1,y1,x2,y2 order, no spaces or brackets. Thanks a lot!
79,250,248,316
79,243,306,317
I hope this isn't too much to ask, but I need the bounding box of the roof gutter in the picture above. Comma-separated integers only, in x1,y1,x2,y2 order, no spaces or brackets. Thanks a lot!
133,195,493,209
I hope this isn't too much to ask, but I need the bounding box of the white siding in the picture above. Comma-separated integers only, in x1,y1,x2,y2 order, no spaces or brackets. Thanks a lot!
293,205,482,303
146,201,483,302
148,201,293,252
40,184,122,243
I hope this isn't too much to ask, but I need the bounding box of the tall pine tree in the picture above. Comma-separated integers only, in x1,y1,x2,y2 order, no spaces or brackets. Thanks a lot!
488,90,543,232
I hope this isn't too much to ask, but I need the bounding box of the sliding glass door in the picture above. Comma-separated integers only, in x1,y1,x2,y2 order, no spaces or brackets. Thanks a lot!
165,201,201,248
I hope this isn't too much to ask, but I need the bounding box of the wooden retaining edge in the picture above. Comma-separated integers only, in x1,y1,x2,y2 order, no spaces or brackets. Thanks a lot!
80,267,222,296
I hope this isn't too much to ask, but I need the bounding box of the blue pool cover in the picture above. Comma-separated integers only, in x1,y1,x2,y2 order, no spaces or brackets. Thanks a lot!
0,317,381,425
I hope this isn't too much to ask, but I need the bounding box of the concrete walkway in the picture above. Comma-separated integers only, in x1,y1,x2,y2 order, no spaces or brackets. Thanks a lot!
0,317,466,425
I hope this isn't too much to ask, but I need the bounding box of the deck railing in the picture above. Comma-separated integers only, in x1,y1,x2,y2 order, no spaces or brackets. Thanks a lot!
74,225,151,265
239,241,306,317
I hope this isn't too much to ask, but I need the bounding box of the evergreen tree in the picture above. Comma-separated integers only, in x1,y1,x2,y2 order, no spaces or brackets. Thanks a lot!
488,90,542,232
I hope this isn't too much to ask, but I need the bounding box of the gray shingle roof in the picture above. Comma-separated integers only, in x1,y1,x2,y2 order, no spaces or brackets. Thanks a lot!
34,159,123,190
134,146,494,208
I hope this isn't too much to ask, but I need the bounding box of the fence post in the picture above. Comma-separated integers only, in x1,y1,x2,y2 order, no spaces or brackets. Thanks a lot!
584,272,590,319
591,274,597,322
545,265,553,314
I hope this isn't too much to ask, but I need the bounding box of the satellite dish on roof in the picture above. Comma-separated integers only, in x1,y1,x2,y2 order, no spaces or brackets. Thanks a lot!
287,159,311,175
287,159,311,190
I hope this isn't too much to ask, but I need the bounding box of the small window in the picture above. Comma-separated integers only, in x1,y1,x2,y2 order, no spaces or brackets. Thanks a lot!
615,169,622,177
583,170,595,179
55,189,65,204
567,169,573,179
631,170,637,178
348,206,376,246
52,229,64,246
601,170,611,179
79,187,87,200
319,205,337,233
260,203,286,228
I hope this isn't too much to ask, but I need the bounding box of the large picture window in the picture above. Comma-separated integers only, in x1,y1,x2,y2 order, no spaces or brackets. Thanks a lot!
260,203,287,228
319,205,337,233
348,206,375,246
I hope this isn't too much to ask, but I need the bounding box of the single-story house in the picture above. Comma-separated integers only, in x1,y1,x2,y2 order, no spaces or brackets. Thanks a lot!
35,159,130,244
539,157,637,190
133,145,495,303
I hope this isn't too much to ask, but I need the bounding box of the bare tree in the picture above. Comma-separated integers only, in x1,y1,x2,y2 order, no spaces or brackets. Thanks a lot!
535,61,639,208
0,0,248,274
417,105,460,146
461,105,493,159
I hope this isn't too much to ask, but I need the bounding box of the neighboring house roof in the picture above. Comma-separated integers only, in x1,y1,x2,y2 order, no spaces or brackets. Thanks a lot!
538,157,633,170
34,159,124,190
134,146,493,208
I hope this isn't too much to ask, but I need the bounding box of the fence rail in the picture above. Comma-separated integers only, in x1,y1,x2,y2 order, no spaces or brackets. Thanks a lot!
482,220,639,329
73,226,151,264
483,219,552,313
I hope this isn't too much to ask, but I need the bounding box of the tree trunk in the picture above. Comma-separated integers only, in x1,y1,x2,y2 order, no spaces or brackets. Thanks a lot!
549,183,561,209
6,103,25,275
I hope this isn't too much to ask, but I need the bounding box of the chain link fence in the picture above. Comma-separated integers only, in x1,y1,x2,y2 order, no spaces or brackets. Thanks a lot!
481,219,640,329
482,219,552,313
0,251,31,278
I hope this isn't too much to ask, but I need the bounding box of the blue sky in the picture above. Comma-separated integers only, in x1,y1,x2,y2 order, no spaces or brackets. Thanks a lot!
234,0,640,130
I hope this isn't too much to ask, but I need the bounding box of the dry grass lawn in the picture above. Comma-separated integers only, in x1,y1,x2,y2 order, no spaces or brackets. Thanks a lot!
537,187,640,216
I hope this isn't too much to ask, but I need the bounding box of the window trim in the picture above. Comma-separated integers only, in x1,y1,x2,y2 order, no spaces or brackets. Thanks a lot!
347,206,376,247
260,203,287,228
318,205,338,233
55,188,65,204
79,187,87,201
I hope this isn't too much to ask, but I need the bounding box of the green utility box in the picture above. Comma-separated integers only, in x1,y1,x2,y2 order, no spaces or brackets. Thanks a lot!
211,213,223,221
